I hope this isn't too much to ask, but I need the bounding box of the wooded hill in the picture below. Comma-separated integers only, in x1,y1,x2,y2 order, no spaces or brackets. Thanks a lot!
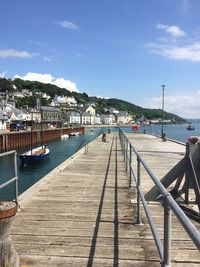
0,77,186,123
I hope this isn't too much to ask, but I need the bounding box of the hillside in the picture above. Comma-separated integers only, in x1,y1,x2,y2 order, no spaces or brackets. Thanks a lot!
0,77,186,123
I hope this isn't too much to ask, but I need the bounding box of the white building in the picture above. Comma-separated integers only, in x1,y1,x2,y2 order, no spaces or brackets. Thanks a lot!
6,109,24,122
82,112,92,125
80,105,96,124
0,111,8,131
101,114,115,125
66,112,81,125
95,114,101,124
108,108,119,114
51,95,77,107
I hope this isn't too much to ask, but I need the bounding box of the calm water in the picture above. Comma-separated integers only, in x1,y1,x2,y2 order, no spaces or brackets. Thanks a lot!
1,123,199,200
123,122,200,143
142,122,200,143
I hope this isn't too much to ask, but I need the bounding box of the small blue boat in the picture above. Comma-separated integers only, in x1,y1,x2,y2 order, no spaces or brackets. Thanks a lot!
19,145,50,165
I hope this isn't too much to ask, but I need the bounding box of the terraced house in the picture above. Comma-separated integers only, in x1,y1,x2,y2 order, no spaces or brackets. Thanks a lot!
41,106,63,128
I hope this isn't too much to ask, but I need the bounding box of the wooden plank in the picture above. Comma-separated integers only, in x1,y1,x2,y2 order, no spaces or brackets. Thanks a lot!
10,133,200,266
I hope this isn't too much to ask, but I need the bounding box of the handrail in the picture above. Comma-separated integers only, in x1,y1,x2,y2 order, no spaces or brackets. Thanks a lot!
150,132,186,146
119,128,200,267
0,150,18,202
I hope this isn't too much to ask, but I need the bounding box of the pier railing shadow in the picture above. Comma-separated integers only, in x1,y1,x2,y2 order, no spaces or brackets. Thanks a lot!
119,128,200,266
87,134,120,267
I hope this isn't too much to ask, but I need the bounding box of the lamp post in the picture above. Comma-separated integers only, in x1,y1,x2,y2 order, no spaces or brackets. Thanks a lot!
161,85,165,140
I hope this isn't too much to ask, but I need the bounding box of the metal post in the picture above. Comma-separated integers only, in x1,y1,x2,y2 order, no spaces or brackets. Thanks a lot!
137,156,141,224
123,135,126,161
125,139,128,172
14,151,18,203
122,135,125,161
162,196,171,267
161,84,165,140
129,144,132,188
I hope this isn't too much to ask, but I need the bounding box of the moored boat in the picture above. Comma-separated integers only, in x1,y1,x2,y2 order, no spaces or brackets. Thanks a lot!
61,134,69,140
19,103,50,165
19,145,50,165
69,132,80,136
187,123,195,130
131,124,140,131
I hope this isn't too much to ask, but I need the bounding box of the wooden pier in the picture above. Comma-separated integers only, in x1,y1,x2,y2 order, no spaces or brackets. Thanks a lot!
11,133,200,266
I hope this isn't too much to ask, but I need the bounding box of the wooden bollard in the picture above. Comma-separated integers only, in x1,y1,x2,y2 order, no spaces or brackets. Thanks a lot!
0,201,19,267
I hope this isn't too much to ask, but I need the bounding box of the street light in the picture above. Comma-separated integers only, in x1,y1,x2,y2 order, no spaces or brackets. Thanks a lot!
161,84,165,140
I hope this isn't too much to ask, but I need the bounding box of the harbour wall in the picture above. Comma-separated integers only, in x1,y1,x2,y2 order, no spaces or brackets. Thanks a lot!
0,127,85,152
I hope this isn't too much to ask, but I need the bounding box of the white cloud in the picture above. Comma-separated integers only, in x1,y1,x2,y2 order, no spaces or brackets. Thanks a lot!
14,72,78,92
144,91,200,118
53,78,78,92
43,56,52,62
0,49,35,58
156,24,186,37
147,24,200,62
147,42,200,61
57,20,79,30
0,71,6,78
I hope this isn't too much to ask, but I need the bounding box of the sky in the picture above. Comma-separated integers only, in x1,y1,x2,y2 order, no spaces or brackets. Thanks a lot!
1,0,200,118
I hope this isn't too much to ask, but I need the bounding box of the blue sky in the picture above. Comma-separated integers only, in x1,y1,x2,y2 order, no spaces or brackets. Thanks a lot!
1,0,200,118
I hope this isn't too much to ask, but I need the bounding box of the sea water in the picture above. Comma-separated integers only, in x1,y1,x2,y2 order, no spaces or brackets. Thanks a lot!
1,123,199,200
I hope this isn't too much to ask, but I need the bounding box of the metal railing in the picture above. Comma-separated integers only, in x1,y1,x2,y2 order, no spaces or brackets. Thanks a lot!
150,132,186,146
0,150,18,202
119,128,200,267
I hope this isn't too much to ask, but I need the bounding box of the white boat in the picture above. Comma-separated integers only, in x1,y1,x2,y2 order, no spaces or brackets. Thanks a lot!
61,134,69,140
69,132,80,136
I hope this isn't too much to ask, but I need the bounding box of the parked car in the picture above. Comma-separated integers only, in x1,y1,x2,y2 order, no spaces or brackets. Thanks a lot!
10,123,27,131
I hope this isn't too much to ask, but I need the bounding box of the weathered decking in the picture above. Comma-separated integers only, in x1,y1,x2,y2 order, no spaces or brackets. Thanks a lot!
11,132,200,266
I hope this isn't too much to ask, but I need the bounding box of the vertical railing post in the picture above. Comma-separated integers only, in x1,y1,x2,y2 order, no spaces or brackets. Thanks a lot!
14,151,18,203
119,130,122,148
129,144,132,188
125,139,128,172
136,156,141,224
162,196,171,267
123,135,126,161
126,139,129,172
84,143,89,154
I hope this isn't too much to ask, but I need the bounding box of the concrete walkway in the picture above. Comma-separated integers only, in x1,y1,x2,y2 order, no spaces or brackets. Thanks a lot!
11,132,200,266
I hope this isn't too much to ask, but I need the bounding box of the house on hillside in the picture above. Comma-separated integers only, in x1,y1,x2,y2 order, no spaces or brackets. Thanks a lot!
6,108,24,122
66,111,81,125
41,106,62,128
116,111,132,124
0,101,15,112
22,89,33,97
0,111,8,131
101,114,115,125
80,105,96,124
66,97,77,107
108,108,119,115
82,112,92,125
51,95,77,109
95,114,101,124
